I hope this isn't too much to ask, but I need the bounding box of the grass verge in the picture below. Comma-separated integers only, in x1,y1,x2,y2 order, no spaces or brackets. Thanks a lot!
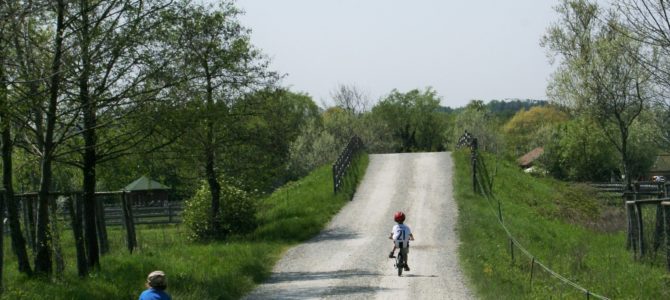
453,150,670,299
1,153,369,300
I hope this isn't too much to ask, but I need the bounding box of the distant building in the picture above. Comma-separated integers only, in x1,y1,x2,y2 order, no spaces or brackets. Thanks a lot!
517,147,544,169
123,176,170,207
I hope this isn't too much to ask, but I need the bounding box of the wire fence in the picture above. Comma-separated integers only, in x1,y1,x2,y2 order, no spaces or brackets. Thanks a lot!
457,131,610,300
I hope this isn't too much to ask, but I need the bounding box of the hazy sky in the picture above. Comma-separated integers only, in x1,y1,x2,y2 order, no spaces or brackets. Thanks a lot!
232,0,581,108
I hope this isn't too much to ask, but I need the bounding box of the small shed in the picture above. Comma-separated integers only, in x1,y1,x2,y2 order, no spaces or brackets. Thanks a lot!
517,147,544,169
649,153,670,179
123,176,170,207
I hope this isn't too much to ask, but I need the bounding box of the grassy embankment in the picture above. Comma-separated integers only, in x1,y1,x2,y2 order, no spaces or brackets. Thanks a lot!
453,150,670,299
1,153,369,300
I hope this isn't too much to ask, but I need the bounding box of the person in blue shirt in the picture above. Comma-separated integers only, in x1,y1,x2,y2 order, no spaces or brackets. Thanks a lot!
139,270,172,300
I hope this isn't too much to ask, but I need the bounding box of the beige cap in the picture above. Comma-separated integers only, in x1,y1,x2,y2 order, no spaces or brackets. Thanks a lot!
147,270,167,287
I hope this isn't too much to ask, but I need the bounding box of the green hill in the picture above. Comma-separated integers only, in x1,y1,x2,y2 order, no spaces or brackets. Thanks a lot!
453,150,669,299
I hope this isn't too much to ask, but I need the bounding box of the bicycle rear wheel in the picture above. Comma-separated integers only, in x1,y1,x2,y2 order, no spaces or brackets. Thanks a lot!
396,253,403,276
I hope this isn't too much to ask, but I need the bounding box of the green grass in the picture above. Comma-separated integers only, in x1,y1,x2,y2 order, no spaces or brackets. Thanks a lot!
1,153,369,300
453,150,670,299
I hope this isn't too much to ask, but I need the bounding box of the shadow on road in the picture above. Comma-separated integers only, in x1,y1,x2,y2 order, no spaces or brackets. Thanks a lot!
247,285,394,299
305,226,360,243
246,269,395,299
401,274,439,278
267,268,379,283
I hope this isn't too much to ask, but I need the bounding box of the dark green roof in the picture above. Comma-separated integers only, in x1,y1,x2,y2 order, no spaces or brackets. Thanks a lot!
124,176,169,191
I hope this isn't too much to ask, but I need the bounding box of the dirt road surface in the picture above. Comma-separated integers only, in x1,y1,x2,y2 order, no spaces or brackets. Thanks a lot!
244,152,474,299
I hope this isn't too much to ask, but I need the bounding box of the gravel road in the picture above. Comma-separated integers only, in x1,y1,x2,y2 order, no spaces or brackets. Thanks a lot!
244,152,474,300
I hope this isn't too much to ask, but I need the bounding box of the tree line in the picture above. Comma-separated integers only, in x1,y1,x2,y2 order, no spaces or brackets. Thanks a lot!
0,0,483,286
463,0,670,187
3,0,663,289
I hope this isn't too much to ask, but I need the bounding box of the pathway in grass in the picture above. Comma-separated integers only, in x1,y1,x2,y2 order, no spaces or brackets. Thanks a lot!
244,152,473,299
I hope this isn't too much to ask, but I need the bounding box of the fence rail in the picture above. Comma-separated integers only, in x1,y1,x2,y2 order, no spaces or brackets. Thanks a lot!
459,131,609,299
104,204,183,225
332,136,364,193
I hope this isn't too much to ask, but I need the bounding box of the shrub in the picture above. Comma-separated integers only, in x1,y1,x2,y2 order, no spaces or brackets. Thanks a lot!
183,179,257,241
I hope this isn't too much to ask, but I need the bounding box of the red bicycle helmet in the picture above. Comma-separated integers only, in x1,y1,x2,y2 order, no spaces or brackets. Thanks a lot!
394,211,406,222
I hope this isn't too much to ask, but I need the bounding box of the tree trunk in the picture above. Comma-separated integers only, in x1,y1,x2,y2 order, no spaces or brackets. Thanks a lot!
34,157,53,275
49,194,64,278
203,67,222,235
620,123,632,191
0,189,4,292
34,0,67,275
67,194,87,277
82,151,99,269
0,44,6,290
22,195,35,251
79,0,100,269
0,47,31,275
205,142,221,235
2,126,32,275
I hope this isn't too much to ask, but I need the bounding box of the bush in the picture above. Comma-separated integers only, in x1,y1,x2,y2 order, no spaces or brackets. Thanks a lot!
183,179,257,241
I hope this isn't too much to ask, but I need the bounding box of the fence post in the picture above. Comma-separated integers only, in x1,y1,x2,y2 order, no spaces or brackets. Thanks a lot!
510,239,515,264
626,201,638,257
529,257,536,288
121,191,137,253
471,138,478,193
635,202,646,258
95,196,109,255
654,204,664,252
67,193,87,277
663,201,670,271
333,164,338,194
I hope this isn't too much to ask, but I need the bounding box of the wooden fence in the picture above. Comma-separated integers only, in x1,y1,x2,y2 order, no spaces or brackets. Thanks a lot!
332,135,364,193
4,191,183,254
590,182,666,195
104,204,182,225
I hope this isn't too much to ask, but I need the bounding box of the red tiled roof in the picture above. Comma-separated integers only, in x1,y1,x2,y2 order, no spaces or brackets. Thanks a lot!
517,147,544,168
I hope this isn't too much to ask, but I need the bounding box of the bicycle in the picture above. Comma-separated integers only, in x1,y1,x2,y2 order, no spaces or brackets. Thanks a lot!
393,251,405,276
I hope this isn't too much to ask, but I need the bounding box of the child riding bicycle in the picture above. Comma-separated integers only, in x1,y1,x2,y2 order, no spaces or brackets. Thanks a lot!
388,211,414,271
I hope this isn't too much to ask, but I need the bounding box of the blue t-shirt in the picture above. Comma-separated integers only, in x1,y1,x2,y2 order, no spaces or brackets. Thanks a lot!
139,288,171,300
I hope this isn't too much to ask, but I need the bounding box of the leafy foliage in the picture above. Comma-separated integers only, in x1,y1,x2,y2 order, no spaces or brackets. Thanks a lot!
541,117,619,181
503,105,569,155
371,88,448,152
542,0,653,187
452,100,502,152
183,179,257,241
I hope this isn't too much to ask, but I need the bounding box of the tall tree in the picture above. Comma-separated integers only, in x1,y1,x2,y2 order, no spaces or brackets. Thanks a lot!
31,0,67,275
0,0,33,276
164,1,276,236
330,84,370,114
616,0,670,147
65,0,176,269
543,0,652,188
